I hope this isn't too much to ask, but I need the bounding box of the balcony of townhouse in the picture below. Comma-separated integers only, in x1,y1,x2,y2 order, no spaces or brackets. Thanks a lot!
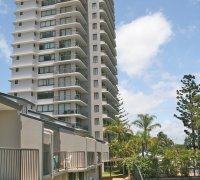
101,48,116,66
54,67,87,80
0,148,40,180
55,41,87,58
44,151,86,176
100,29,116,50
54,94,88,106
54,80,88,93
101,52,117,74
55,53,87,68
101,75,118,94
53,108,88,119
101,67,118,85
102,97,118,114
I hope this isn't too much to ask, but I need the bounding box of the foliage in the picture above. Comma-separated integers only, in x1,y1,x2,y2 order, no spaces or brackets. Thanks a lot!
174,74,200,149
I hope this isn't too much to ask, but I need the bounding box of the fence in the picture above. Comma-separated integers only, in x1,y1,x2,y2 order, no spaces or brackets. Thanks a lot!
0,148,40,180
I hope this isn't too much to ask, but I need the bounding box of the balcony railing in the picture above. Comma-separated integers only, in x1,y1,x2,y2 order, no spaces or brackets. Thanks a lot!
53,151,85,171
0,148,40,180
55,80,87,90
54,109,87,117
54,68,87,78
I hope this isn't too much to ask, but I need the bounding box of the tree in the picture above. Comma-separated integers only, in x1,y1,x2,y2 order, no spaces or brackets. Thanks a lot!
133,114,161,156
174,74,200,149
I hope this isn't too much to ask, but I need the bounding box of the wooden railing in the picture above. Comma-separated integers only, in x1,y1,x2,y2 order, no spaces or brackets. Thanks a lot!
0,148,40,180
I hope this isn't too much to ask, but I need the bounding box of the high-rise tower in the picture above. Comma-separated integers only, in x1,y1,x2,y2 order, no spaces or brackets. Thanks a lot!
10,0,118,140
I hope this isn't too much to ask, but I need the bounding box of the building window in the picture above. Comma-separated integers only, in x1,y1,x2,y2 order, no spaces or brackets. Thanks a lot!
32,67,35,71
60,6,73,13
16,68,19,72
93,56,98,63
15,80,18,84
93,34,97,40
60,28,72,36
37,91,54,99
94,105,99,112
39,42,55,50
60,17,72,25
40,31,56,39
94,80,98,87
39,54,55,62
17,44,20,48
95,118,100,125
16,56,20,60
95,131,100,139
40,20,56,28
20,2,24,5
93,68,98,75
94,92,99,99
14,93,17,96
92,3,97,9
31,92,33,96
19,22,22,26
41,9,56,17
41,0,56,6
92,23,97,29
18,33,21,37
93,45,98,51
37,104,54,112
20,12,23,15
38,66,54,74
33,55,35,59
38,79,54,86
92,13,97,19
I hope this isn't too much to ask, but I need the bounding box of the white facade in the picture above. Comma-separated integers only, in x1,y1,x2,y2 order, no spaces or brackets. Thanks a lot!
10,0,118,141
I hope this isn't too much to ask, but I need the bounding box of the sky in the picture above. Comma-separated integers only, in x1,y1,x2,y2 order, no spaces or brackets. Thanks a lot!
1,0,200,143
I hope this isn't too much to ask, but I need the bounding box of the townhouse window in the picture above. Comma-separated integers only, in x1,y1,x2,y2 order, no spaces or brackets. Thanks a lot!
93,34,97,40
38,66,54,74
18,33,21,37
39,54,55,62
20,2,24,5
16,56,20,60
94,80,98,87
37,91,54,99
92,23,97,29
34,32,37,36
16,68,19,72
93,45,98,51
39,42,55,50
15,80,18,84
31,92,33,96
95,131,100,139
95,118,100,125
94,92,99,99
92,13,97,19
32,67,34,71
93,56,98,63
93,68,98,75
19,22,22,26
41,9,56,17
33,55,35,59
40,31,56,39
94,105,99,112
32,79,34,84
60,6,72,13
92,3,97,9
20,12,23,15
36,11,38,14
40,20,56,28
59,40,71,48
17,44,20,48
38,79,54,86
37,104,54,112
14,93,17,96
59,51,71,61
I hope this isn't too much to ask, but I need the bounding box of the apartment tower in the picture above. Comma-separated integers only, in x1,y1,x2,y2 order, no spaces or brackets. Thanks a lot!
10,0,118,140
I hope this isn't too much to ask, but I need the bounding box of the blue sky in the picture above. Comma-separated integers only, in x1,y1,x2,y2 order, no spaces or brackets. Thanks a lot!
1,0,200,143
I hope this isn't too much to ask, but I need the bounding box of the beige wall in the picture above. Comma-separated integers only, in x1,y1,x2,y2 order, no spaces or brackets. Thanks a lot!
0,110,21,148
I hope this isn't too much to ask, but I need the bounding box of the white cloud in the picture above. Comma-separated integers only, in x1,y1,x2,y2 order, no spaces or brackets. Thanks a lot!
0,0,9,14
151,119,185,144
0,35,12,64
116,12,172,77
119,79,179,115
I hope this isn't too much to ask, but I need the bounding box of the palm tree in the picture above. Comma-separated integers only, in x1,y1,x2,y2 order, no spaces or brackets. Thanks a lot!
133,114,161,156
